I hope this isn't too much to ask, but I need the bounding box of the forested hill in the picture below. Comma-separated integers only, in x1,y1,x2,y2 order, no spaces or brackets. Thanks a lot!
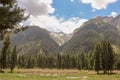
62,15,120,53
11,26,60,55
7,15,120,54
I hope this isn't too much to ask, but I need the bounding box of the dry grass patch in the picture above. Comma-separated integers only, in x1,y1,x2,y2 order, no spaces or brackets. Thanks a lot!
19,69,81,76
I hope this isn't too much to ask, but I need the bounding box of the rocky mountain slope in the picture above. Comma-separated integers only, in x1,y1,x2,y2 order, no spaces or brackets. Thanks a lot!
50,32,72,46
11,26,60,54
1,15,119,54
62,16,120,53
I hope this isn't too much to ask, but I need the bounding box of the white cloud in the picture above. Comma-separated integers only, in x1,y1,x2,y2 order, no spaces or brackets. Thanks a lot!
91,9,96,12
80,11,84,14
28,15,88,34
17,0,88,34
109,11,118,17
70,0,74,2
81,0,117,10
17,0,55,16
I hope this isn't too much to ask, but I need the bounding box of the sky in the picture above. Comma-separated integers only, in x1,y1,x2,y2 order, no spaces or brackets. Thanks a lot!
17,0,120,34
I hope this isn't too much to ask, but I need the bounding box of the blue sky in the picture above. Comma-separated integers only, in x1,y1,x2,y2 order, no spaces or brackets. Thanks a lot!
52,0,120,19
18,0,120,33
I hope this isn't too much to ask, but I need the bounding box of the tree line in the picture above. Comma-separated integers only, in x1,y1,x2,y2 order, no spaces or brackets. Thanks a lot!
0,35,120,74
0,0,120,75
0,35,17,72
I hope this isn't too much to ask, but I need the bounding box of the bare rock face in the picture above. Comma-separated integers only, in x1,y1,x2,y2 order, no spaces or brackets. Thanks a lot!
50,32,73,46
95,15,120,29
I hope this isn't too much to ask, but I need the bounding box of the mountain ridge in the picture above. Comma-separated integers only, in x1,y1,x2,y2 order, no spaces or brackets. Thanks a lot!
62,15,120,53
11,26,60,55
1,15,120,54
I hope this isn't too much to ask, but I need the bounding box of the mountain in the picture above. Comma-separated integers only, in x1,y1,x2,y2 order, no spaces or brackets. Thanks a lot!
50,32,72,46
11,26,60,55
95,15,120,29
1,15,120,54
62,17,120,53
110,15,120,29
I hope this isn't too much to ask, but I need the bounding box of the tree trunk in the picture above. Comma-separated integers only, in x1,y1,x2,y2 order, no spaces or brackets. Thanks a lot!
104,69,107,74
97,71,99,74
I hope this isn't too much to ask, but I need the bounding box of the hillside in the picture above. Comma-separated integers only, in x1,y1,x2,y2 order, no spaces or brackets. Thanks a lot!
62,17,120,53
2,15,120,54
95,15,120,29
11,26,60,55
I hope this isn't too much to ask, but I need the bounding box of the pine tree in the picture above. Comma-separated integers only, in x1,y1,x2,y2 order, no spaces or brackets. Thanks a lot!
37,51,46,68
94,43,101,74
26,56,35,69
0,34,11,72
10,46,17,72
6,37,12,68
87,52,94,70
0,0,28,40
100,41,105,74
77,53,81,70
81,52,85,69
46,54,56,68
57,54,61,69
106,41,114,74
18,54,26,68
100,40,115,74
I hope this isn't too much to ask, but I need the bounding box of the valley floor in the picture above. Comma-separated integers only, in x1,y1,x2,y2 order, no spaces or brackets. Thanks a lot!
0,69,120,80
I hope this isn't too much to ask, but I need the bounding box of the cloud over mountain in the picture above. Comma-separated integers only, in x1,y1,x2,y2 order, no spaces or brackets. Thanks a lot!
110,12,118,17
17,0,88,34
17,0,55,16
29,15,88,34
81,0,117,10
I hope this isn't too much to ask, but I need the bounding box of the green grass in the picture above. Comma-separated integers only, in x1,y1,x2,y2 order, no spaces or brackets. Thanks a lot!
0,69,120,80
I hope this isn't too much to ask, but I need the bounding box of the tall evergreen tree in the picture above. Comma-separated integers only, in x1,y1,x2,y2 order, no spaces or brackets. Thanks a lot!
77,53,82,70
0,0,28,40
57,54,61,69
94,43,101,74
93,40,115,74
37,51,46,68
10,46,17,72
106,41,114,74
26,56,31,69
0,35,11,72
81,52,85,69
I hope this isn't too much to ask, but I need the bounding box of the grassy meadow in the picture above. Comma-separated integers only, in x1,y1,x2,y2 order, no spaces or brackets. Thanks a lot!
0,69,120,80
